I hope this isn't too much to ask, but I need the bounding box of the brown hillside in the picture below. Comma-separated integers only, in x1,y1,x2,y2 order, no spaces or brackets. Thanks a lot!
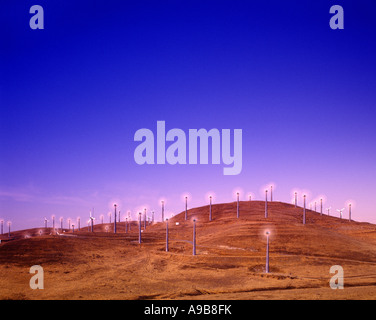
0,201,376,300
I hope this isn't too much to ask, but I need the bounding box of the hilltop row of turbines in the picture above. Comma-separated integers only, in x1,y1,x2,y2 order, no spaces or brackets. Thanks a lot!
34,185,354,235
0,185,355,240
1,185,356,274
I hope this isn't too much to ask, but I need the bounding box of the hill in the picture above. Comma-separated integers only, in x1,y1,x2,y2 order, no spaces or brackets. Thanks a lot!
0,200,376,299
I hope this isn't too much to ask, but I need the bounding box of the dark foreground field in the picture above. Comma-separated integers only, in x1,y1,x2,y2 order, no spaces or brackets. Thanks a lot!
1,201,376,300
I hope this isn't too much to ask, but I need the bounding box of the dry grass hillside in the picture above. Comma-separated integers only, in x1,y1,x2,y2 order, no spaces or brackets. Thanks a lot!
1,201,376,300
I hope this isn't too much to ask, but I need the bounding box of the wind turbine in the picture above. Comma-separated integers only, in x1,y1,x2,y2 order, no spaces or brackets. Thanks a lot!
185,196,188,220
320,198,323,215
161,200,165,222
348,203,352,222
270,185,273,202
209,196,212,221
236,192,240,218
114,204,117,234
166,218,169,252
193,219,197,256
303,194,306,225
125,217,128,233
89,211,95,232
265,189,268,218
337,208,345,219
327,207,331,216
138,212,142,244
265,231,270,273
44,217,48,228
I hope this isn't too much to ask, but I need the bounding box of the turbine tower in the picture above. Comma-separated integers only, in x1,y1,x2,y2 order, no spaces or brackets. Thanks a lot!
185,196,188,221
348,203,352,221
138,212,142,244
125,217,128,233
193,219,197,256
166,218,169,252
303,195,306,225
89,211,95,232
114,204,117,234
270,185,273,202
209,196,212,221
236,192,240,218
265,190,268,218
320,198,323,215
265,231,270,273
337,208,345,219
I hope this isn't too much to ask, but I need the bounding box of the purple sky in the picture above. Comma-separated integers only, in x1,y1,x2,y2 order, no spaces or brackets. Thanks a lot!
1,1,375,230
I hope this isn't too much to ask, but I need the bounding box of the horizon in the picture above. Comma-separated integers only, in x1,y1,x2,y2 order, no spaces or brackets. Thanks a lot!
0,186,366,232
